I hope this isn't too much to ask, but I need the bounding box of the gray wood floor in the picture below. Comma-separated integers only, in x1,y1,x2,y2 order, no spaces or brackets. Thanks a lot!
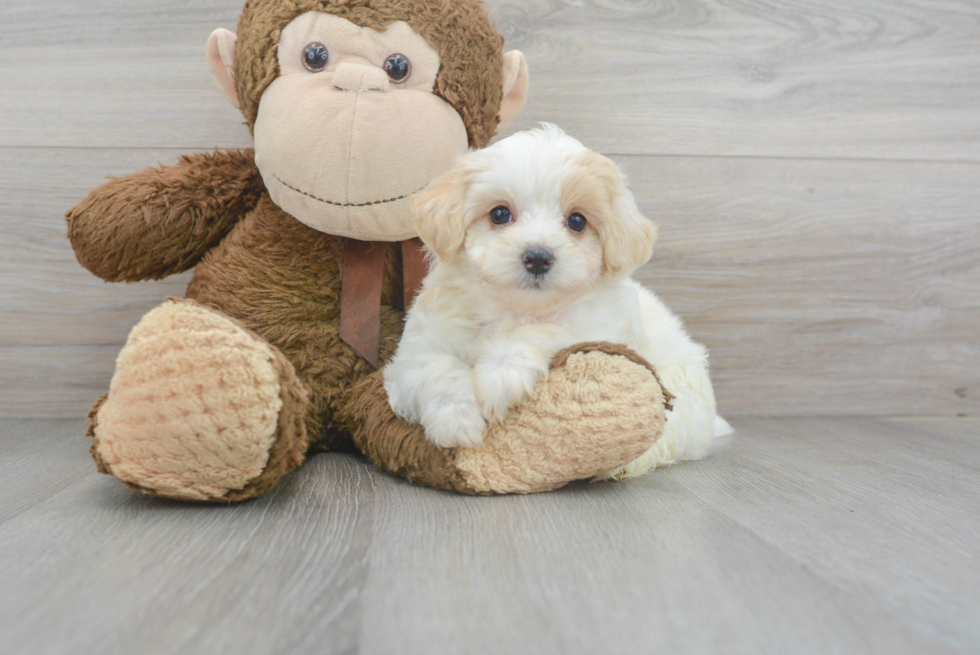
1,417,977,655
1,1,978,652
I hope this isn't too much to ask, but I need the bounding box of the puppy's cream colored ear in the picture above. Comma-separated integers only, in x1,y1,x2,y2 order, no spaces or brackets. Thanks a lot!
412,167,472,261
604,186,658,278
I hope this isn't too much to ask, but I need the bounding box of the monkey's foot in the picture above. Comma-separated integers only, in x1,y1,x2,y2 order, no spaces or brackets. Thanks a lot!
344,342,668,495
88,299,309,502
455,343,669,493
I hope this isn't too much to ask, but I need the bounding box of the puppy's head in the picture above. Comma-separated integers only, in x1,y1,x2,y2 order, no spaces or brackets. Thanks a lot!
413,124,658,308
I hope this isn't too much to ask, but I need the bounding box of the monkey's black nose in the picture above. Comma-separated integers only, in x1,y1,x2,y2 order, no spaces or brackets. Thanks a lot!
523,248,554,276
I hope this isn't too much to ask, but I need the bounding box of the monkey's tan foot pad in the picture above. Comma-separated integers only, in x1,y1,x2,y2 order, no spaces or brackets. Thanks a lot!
89,299,309,502
454,342,669,494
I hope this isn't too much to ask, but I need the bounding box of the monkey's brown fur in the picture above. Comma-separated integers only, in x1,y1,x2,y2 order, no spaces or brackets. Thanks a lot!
66,0,667,501
235,0,505,148
68,150,265,283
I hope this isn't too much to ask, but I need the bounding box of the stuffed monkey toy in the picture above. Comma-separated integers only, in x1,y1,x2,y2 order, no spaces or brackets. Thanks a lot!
66,0,669,502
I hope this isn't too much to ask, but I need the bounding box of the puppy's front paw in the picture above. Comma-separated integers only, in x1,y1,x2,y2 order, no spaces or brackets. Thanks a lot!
475,356,547,423
421,396,487,449
383,378,416,423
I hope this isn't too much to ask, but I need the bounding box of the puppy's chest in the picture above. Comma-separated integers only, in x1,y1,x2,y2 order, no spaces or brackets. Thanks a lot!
472,294,643,351
559,301,643,348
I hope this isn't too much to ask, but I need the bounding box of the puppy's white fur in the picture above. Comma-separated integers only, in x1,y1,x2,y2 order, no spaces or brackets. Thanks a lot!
384,125,732,479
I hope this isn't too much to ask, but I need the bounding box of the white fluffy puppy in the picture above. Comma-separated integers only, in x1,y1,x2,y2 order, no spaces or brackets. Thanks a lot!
384,124,731,479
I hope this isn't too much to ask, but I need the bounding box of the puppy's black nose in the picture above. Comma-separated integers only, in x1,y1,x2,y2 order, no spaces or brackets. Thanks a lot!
523,248,554,276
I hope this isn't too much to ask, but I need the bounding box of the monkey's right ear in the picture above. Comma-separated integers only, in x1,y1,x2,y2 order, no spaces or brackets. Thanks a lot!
206,28,239,109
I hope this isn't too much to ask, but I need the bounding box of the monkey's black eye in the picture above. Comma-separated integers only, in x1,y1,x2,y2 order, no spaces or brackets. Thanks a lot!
384,54,412,83
490,206,514,226
566,213,588,233
303,42,330,72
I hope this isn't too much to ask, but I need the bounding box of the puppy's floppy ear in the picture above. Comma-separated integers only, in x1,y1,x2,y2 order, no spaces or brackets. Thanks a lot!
604,184,658,278
412,166,472,261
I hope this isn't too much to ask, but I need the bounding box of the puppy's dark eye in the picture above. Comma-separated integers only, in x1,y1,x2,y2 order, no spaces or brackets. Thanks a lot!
384,54,412,83
489,206,514,226
566,213,588,233
303,42,330,72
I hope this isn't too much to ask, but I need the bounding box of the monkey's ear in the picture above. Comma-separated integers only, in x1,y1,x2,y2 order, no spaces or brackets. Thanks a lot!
206,28,240,109
497,51,530,134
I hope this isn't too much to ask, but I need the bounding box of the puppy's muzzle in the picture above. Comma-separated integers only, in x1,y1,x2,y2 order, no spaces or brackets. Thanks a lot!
523,248,554,277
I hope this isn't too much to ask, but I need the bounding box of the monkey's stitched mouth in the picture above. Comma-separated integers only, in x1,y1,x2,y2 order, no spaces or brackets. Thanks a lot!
274,175,423,208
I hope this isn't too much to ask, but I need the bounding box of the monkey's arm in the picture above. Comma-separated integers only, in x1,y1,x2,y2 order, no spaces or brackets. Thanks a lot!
66,149,264,282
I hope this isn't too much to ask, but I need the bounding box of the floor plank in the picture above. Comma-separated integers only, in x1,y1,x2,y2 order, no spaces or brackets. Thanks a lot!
673,418,980,651
0,419,91,524
0,451,376,655
0,418,976,655
358,462,949,655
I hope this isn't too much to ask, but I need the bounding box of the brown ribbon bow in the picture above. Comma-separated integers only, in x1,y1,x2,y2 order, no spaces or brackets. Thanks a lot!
339,237,427,368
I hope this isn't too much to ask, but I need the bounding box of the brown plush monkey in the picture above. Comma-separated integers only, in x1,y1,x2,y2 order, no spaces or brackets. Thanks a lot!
66,0,669,502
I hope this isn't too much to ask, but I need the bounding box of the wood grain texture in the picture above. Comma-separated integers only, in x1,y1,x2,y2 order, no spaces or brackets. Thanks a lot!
0,419,92,524
492,0,980,161
0,451,376,655
3,146,977,418
0,417,977,654
0,0,252,150
0,146,192,347
1,0,978,160
628,155,980,418
2,0,979,418
676,417,980,651
0,146,193,418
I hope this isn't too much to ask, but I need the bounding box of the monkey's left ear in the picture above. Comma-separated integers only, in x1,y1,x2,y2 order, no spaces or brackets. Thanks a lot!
497,51,530,133
206,28,240,109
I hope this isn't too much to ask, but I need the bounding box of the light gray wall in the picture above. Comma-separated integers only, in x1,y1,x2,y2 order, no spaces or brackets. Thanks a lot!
1,0,977,418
